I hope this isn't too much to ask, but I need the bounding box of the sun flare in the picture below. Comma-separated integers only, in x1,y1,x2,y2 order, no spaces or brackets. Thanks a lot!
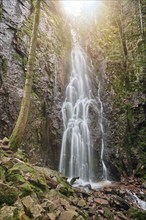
60,0,102,17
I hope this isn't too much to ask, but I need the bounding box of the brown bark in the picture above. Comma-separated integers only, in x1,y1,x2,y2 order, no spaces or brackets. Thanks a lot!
9,0,41,151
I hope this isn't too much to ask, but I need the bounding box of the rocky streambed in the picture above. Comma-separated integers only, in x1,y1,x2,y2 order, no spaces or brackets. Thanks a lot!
0,141,146,220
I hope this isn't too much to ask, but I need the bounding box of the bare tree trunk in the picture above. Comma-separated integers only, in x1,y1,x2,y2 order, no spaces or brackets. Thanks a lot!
138,0,144,37
116,8,129,88
9,0,41,151
139,0,146,95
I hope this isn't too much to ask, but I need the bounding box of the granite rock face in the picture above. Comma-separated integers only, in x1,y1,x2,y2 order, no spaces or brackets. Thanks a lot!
0,0,71,168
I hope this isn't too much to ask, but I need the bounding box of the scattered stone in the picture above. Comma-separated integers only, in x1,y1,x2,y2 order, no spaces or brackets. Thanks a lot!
59,210,78,220
84,184,92,190
0,206,17,219
60,198,70,208
103,207,114,220
0,144,146,220
0,182,19,205
76,215,85,220
94,198,109,205
21,195,44,219
47,213,56,220
77,199,86,207
42,200,58,212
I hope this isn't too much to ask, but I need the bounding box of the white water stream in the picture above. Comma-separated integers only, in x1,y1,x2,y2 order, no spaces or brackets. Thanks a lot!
59,33,108,186
127,190,146,210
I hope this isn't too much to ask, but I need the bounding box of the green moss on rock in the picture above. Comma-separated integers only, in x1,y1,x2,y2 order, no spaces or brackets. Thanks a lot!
19,182,32,197
2,58,8,77
0,182,19,206
0,165,5,181
103,207,114,220
127,207,146,220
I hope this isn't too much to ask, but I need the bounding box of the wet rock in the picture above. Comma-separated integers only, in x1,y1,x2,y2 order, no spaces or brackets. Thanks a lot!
70,176,79,185
110,195,130,211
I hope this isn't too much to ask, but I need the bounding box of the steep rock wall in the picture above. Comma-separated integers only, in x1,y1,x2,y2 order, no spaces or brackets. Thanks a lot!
0,0,71,168
84,0,146,180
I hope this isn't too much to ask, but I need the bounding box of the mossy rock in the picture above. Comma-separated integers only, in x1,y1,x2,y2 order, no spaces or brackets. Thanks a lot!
19,182,33,197
127,207,146,220
103,207,114,220
7,162,48,191
0,205,30,220
46,189,67,200
0,182,19,205
19,181,45,199
7,172,25,184
7,162,34,174
0,205,16,220
0,165,5,181
57,182,74,197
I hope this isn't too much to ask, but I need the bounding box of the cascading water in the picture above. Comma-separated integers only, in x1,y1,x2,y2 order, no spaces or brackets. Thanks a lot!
96,78,108,180
59,32,108,185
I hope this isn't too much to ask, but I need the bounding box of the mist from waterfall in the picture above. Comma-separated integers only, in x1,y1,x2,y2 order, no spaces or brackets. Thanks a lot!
59,32,108,185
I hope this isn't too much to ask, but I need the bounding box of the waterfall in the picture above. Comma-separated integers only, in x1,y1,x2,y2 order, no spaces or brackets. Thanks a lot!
59,33,108,185
97,78,108,180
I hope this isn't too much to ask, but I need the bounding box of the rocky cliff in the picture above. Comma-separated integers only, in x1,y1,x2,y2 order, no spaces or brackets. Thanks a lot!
0,0,71,169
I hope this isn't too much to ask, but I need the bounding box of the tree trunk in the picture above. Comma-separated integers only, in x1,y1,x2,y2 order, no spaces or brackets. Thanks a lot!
9,0,41,151
138,0,144,37
116,1,129,88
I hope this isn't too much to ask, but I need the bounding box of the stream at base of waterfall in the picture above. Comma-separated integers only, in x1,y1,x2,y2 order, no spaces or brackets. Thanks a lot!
59,32,109,189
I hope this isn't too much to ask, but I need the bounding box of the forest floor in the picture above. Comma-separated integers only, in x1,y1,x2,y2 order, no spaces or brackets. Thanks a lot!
0,141,146,220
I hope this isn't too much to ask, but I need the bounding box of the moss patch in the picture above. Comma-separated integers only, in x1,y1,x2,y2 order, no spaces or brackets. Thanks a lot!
0,183,19,206
127,207,146,220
